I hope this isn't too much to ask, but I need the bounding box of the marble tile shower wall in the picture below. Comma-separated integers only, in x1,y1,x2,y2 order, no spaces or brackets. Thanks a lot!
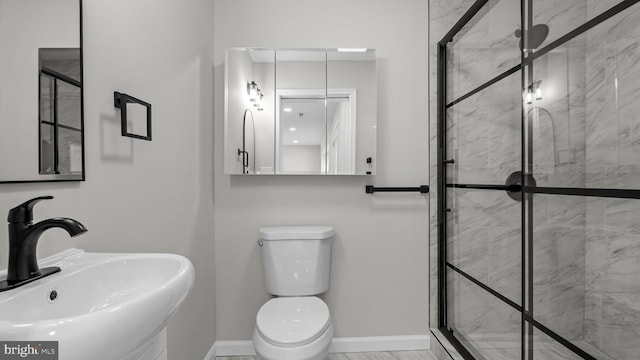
532,195,586,341
583,2,640,359
529,1,589,343
445,61,523,347
447,189,522,305
448,270,522,360
532,0,587,45
446,71,521,185
446,0,520,102
530,40,587,187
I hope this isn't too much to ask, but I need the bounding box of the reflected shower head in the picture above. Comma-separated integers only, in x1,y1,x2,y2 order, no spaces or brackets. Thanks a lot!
515,24,550,50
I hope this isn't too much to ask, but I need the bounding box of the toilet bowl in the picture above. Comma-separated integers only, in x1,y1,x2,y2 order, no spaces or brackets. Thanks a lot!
253,297,333,360
253,226,335,360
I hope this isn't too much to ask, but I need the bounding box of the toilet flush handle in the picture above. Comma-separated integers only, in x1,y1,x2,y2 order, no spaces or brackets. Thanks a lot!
257,240,263,247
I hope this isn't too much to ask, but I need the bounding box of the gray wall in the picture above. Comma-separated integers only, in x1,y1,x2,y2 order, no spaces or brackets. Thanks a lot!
214,0,430,341
0,0,216,358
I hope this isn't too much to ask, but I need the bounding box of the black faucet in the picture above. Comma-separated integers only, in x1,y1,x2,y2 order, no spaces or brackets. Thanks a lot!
0,196,87,292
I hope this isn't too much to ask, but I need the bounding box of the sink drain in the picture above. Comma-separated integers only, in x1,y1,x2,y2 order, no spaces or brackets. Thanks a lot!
48,289,59,303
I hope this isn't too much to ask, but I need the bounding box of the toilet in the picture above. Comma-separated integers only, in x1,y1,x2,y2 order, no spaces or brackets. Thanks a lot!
253,226,335,360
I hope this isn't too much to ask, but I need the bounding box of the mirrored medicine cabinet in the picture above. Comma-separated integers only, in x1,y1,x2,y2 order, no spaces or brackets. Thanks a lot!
0,0,84,183
224,48,377,175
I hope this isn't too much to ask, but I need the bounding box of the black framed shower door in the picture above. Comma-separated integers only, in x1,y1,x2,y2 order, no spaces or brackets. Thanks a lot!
437,0,640,359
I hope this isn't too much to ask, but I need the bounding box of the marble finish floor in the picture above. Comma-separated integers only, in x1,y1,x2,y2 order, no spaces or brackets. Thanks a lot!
460,339,614,360
217,350,437,360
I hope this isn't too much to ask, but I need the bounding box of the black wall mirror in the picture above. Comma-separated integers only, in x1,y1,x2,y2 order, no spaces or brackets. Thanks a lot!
0,0,84,183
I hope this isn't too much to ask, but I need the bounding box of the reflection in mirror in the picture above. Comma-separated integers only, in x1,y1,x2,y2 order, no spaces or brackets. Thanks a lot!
327,96,356,174
276,90,357,175
224,48,275,174
0,0,83,182
278,97,325,174
327,49,376,175
275,49,327,175
224,48,376,175
39,49,82,175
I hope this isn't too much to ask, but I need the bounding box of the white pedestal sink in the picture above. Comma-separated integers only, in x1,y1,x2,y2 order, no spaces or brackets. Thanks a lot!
0,249,195,360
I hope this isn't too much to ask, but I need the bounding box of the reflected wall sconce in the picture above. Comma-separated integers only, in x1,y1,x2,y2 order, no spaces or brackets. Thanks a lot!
247,81,264,111
114,92,152,141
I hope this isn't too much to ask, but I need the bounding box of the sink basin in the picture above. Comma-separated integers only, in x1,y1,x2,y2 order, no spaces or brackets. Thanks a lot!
0,249,195,360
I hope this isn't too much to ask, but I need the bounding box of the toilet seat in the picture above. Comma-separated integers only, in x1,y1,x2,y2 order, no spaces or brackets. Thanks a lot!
256,296,330,347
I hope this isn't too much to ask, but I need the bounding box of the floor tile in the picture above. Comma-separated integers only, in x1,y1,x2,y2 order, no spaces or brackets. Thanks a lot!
341,352,399,360
327,354,350,360
216,350,438,360
393,350,439,360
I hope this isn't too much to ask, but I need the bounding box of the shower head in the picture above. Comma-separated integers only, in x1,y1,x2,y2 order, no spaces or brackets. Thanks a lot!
515,24,550,50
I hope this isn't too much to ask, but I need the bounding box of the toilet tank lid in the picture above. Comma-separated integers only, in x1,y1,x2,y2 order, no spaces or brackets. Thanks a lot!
259,226,335,241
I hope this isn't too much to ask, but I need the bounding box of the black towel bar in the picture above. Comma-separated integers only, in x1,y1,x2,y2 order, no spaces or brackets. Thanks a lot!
366,185,429,194
114,92,152,141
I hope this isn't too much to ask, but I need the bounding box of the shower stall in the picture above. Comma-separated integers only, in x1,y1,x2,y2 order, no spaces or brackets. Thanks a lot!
434,0,640,359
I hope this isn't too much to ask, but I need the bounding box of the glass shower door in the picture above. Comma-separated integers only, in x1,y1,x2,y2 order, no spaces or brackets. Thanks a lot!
438,0,640,359
439,1,524,359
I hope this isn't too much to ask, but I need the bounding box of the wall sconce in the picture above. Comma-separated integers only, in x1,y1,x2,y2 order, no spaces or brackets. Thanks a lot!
525,81,543,104
535,84,543,100
526,91,533,105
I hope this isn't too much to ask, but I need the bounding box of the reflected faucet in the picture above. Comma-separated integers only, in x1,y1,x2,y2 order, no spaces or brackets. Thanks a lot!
1,196,87,291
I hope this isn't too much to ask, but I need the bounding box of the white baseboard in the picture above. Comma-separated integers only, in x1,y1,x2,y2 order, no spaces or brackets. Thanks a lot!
204,342,217,360
329,335,430,353
211,341,255,357
205,335,430,359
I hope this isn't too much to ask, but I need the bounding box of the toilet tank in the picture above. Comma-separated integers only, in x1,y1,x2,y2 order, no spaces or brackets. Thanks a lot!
259,226,334,296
